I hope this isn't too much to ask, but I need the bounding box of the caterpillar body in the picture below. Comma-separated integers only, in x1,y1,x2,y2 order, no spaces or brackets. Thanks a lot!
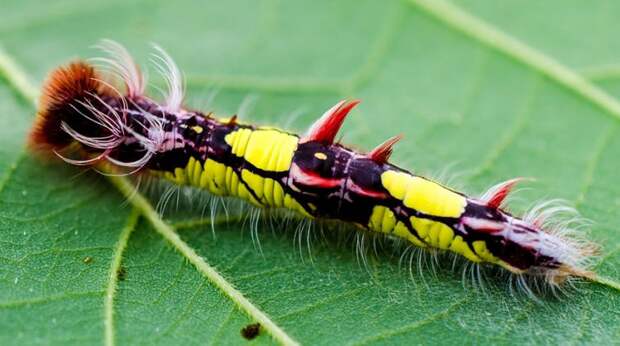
29,41,596,288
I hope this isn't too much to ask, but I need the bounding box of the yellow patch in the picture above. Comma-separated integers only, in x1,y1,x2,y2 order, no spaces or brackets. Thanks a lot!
263,177,275,206
393,221,427,248
191,159,203,186
272,180,285,208
369,206,386,232
183,157,203,186
284,194,312,218
472,240,500,264
380,170,410,200
225,128,298,172
241,169,263,194
225,128,253,157
173,167,187,185
381,170,466,218
449,236,481,263
410,217,455,250
203,159,227,195
191,125,203,134
164,171,175,182
368,206,396,234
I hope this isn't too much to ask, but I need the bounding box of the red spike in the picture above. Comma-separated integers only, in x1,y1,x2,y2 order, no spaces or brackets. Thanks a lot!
301,99,360,144
482,178,524,209
368,134,402,163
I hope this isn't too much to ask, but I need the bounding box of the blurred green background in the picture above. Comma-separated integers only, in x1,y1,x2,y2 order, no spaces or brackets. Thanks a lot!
1,0,619,344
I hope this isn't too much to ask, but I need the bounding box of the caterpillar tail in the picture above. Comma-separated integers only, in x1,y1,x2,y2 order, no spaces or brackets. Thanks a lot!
28,41,598,287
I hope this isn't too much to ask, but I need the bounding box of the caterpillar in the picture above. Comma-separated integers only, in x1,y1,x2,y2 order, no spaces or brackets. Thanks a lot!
29,40,597,289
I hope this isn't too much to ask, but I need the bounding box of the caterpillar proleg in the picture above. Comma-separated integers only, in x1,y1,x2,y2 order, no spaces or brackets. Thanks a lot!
29,40,597,289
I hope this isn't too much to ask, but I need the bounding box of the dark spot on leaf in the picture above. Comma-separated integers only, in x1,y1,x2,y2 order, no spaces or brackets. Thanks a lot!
82,256,93,264
240,323,260,340
117,266,127,281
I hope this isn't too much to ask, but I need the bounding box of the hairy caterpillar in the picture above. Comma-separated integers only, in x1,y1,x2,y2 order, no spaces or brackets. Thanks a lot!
28,40,597,289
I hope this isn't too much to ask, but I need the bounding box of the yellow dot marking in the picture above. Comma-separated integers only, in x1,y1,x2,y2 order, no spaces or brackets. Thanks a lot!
314,152,327,160
191,125,203,134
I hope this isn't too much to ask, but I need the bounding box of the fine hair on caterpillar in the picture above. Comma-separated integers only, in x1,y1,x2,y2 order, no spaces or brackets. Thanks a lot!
28,40,600,297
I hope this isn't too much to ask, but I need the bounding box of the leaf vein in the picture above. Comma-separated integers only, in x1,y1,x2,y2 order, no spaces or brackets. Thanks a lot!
468,75,540,180
575,124,617,208
408,0,620,122
104,208,140,346
276,286,367,320
352,296,470,345
0,291,103,309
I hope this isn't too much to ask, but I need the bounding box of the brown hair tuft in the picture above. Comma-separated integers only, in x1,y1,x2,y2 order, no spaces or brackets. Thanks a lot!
28,61,111,152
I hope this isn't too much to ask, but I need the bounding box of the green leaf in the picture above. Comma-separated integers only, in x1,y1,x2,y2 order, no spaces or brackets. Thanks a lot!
1,0,619,344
